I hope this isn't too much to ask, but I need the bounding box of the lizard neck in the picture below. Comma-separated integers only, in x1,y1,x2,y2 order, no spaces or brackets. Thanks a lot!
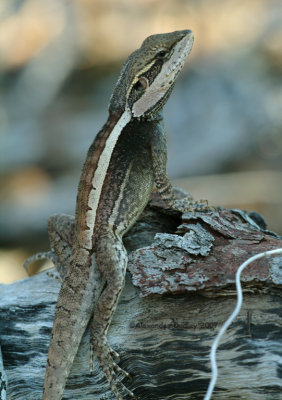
74,109,132,251
138,110,164,123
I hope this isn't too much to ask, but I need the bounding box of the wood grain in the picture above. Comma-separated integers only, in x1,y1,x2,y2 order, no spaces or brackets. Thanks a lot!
1,194,282,400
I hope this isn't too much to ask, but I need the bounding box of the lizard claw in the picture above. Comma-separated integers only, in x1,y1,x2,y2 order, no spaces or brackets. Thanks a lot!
113,361,132,379
110,347,121,361
91,337,135,399
90,342,121,373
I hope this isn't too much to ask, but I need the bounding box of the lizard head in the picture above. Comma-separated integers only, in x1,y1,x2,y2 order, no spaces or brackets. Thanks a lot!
109,30,194,119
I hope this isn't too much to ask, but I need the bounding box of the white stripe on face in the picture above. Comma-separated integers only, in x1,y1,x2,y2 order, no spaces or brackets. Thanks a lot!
131,32,194,118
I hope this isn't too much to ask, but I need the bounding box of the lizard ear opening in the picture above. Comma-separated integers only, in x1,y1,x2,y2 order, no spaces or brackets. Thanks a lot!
133,77,148,93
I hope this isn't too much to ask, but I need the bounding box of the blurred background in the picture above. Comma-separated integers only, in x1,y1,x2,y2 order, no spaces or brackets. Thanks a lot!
0,0,281,283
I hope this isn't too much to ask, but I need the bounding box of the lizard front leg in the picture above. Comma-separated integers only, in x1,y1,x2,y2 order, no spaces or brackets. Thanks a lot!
151,127,211,213
24,214,75,280
90,231,134,400
46,214,75,279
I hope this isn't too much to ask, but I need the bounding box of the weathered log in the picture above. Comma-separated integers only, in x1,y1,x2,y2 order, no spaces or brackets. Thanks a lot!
1,191,282,400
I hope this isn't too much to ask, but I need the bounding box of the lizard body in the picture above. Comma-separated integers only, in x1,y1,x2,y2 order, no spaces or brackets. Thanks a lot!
26,30,199,399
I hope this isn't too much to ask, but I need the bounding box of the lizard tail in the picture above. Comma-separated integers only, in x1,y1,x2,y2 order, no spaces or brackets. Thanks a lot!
42,249,103,400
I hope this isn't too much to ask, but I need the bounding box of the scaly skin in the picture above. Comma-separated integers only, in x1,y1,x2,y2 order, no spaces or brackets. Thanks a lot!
25,30,210,400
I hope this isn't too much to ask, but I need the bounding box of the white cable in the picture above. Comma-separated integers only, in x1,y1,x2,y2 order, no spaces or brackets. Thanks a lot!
204,248,282,400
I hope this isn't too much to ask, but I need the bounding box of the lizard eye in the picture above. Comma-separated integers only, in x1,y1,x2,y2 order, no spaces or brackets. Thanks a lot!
156,50,167,59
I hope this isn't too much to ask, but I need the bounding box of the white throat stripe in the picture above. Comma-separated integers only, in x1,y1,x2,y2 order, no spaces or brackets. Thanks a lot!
83,109,132,249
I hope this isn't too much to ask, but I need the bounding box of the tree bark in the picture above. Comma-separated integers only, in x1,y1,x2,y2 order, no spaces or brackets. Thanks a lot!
1,190,282,400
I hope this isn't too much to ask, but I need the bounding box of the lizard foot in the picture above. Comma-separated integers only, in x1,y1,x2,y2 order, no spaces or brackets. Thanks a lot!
90,343,121,372
109,347,121,361
92,340,135,399
105,363,135,400
23,251,55,273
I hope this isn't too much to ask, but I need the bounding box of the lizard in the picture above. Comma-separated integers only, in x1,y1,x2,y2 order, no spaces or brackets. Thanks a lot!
24,29,208,400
